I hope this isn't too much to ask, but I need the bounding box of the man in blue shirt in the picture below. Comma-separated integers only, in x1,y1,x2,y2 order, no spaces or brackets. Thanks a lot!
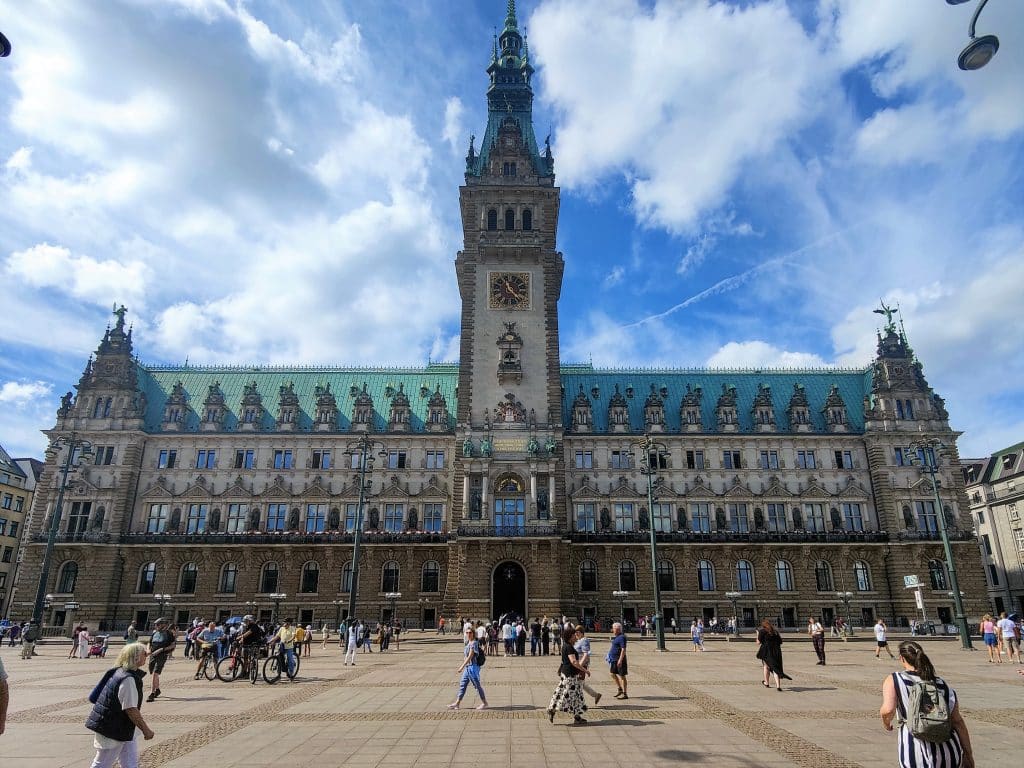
607,622,628,699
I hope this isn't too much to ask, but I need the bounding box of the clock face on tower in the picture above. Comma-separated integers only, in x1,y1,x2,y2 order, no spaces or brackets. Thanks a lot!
488,271,531,310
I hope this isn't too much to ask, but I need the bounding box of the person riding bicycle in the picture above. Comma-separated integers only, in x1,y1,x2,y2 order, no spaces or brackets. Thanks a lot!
194,621,224,679
272,618,298,679
235,616,265,668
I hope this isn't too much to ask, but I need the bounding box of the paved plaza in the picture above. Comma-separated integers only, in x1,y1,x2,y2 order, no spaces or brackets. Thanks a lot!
1,633,1021,767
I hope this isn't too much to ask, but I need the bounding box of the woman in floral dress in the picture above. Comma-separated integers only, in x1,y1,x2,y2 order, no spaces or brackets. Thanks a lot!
546,626,590,725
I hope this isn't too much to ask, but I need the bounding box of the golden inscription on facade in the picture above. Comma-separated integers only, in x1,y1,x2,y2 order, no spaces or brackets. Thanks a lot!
492,439,527,453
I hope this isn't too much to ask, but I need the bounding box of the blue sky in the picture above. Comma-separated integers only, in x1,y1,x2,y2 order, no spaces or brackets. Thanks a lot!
0,0,1022,460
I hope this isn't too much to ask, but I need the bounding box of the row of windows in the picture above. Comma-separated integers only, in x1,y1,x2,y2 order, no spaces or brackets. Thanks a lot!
155,448,446,471
572,448,856,471
53,559,443,597
0,494,25,513
579,558,877,594
573,502,869,533
485,207,533,231
0,517,21,538
144,502,445,534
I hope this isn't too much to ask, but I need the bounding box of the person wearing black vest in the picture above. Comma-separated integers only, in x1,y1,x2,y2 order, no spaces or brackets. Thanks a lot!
145,618,176,703
85,643,154,768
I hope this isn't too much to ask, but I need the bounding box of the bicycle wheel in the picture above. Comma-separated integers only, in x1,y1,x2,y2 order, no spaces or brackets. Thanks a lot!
201,654,216,681
262,655,282,684
286,653,300,680
250,654,259,684
215,655,241,682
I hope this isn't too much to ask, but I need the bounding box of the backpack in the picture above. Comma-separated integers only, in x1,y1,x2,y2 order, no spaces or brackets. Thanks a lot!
24,625,40,642
895,673,952,743
88,668,118,703
474,640,486,666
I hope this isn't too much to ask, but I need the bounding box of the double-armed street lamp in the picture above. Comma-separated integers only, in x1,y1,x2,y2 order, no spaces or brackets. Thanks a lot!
836,591,854,635
332,599,345,629
630,434,667,651
946,0,999,70
725,591,742,637
385,592,401,624
612,590,629,626
154,593,172,627
269,593,287,623
905,438,973,650
418,597,432,631
345,435,387,624
33,434,94,625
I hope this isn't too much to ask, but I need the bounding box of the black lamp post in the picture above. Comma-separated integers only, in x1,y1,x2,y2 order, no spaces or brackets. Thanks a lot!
836,591,854,636
332,599,345,629
385,591,401,625
154,593,171,627
269,593,287,624
631,434,667,651
906,439,973,650
947,0,999,70
725,591,741,637
345,436,385,623
612,590,628,626
32,435,93,625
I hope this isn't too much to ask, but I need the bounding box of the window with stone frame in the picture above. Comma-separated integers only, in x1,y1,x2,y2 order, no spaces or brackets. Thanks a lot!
311,450,331,470
421,560,440,593
736,560,754,591
344,503,360,532
384,503,404,532
814,561,834,592
690,502,711,533
179,563,198,594
580,560,598,592
219,563,238,593
260,562,279,593
305,503,327,533
137,562,157,594
915,500,939,533
340,561,353,593
853,561,872,591
657,560,676,591
186,504,208,534
728,503,749,533
382,561,400,592
766,503,787,532
67,501,91,534
576,502,596,532
842,503,864,532
614,502,634,532
226,503,248,533
267,503,287,532
775,560,795,592
697,560,715,591
57,561,78,593
422,503,443,532
652,503,673,532
804,503,826,533
618,560,637,591
146,504,169,533
300,561,320,593
928,559,948,590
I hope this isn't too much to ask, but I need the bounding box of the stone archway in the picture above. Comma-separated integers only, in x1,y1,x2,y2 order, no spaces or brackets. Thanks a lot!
491,560,527,622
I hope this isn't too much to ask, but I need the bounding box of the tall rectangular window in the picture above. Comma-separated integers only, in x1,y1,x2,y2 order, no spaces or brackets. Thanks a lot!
609,450,631,469
834,450,853,469
894,447,906,466
0,495,10,510
273,450,293,469
426,450,445,469
196,449,216,469
93,446,115,465
234,449,255,469
13,497,23,512
67,501,91,534
690,503,711,533
345,503,359,532
759,450,779,470
266,503,287,531
915,500,939,533
722,450,741,469
384,503,404,532
796,450,816,469
987,564,999,586
186,504,208,533
804,503,826,532
312,450,331,469
157,449,177,469
767,503,787,532
422,503,443,532
648,451,669,469
613,502,634,532
728,503,749,533
1013,528,1024,552
1,546,12,563
982,534,992,555
226,503,247,533
147,503,169,533
574,451,593,469
575,503,596,532
842,503,864,531
652,503,673,532
0,519,6,535
387,451,407,469
306,503,327,533
686,450,705,470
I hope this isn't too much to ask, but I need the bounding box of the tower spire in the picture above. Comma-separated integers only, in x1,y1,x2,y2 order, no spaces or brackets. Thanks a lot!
505,0,517,32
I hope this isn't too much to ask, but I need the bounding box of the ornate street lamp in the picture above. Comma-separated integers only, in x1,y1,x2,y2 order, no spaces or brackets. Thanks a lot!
345,436,386,623
836,591,853,636
612,590,629,626
154,593,172,627
332,599,345,629
244,600,259,620
269,593,287,623
385,591,401,625
725,591,742,637
418,597,432,631
947,0,999,70
630,434,667,651
32,435,93,624
905,439,973,649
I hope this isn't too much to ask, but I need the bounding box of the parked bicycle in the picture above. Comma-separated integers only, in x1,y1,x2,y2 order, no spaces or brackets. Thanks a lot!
216,641,261,683
263,640,301,684
194,643,217,680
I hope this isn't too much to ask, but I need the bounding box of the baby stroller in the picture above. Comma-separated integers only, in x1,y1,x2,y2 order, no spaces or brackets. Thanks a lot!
87,635,109,658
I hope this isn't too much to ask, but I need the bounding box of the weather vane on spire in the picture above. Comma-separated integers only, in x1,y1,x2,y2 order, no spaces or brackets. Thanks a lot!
873,299,898,334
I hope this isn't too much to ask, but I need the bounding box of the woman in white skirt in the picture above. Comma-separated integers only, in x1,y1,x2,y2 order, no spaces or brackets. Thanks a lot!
546,626,590,725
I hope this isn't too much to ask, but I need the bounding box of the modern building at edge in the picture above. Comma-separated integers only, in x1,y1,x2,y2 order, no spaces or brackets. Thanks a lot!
12,3,986,633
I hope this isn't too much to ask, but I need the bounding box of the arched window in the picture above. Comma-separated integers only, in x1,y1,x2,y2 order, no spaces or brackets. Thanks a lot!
486,209,497,230
341,561,353,593
505,208,515,230
300,561,320,593
735,560,754,592
382,561,400,592
219,562,238,593
928,559,948,590
260,562,279,593
618,560,636,592
421,560,439,593
657,560,676,591
775,560,794,592
56,561,78,593
137,562,157,594
522,208,532,231
814,561,834,592
178,562,198,594
580,560,598,592
853,560,872,591
697,560,715,591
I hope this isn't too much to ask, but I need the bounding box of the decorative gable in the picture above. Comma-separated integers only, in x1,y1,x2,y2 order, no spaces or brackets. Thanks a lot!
313,383,338,432
607,385,630,433
201,381,227,431
163,381,189,432
571,385,592,433
239,381,264,432
752,383,776,432
786,383,812,433
351,383,375,432
426,385,450,432
276,382,300,431
388,383,412,432
823,384,849,433
680,384,703,432
716,384,738,432
643,384,666,433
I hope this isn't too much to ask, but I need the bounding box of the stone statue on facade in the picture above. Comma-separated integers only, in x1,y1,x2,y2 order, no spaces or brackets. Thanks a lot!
481,437,492,457
527,437,539,456
368,507,380,529
599,507,611,531
462,437,473,457
873,299,898,334
545,436,557,456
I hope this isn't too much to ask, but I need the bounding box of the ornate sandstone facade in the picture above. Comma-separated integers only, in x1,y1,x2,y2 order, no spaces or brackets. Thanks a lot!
13,4,985,632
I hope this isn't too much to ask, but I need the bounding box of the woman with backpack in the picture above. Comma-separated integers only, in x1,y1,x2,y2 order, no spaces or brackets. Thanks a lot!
446,625,488,710
880,640,975,768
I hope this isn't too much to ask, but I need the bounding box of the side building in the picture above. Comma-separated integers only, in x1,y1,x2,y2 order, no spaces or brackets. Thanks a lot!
0,445,36,617
964,445,1024,615
12,2,985,633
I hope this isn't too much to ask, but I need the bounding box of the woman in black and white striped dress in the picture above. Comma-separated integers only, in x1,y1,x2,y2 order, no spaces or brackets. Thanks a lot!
879,641,975,768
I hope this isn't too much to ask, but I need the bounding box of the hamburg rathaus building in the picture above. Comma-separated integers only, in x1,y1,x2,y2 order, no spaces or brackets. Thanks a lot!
15,5,984,634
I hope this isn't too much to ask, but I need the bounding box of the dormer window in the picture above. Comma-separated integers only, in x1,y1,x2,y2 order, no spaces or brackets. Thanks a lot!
243,408,257,423
502,162,517,177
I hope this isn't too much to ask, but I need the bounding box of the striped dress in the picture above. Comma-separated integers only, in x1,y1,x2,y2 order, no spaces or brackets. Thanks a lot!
892,672,963,768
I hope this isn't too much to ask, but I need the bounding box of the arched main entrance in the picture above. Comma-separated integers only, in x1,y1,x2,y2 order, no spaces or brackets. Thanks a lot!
491,561,526,622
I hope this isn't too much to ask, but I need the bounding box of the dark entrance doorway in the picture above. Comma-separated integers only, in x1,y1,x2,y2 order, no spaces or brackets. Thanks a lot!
492,561,526,622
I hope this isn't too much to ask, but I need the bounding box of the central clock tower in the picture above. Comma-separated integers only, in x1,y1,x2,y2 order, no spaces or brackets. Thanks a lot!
452,1,565,534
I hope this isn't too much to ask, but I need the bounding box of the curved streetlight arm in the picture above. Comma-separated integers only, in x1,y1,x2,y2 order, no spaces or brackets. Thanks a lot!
968,0,990,38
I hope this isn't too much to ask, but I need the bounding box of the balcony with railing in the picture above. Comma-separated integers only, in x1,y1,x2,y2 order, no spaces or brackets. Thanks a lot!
456,524,562,538
567,529,891,544
34,530,449,545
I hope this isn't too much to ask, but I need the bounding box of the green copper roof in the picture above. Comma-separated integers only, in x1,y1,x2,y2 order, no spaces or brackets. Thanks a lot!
137,364,459,433
560,367,871,433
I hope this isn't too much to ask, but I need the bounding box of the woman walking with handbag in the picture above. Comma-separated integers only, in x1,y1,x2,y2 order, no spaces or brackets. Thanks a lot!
546,626,590,725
